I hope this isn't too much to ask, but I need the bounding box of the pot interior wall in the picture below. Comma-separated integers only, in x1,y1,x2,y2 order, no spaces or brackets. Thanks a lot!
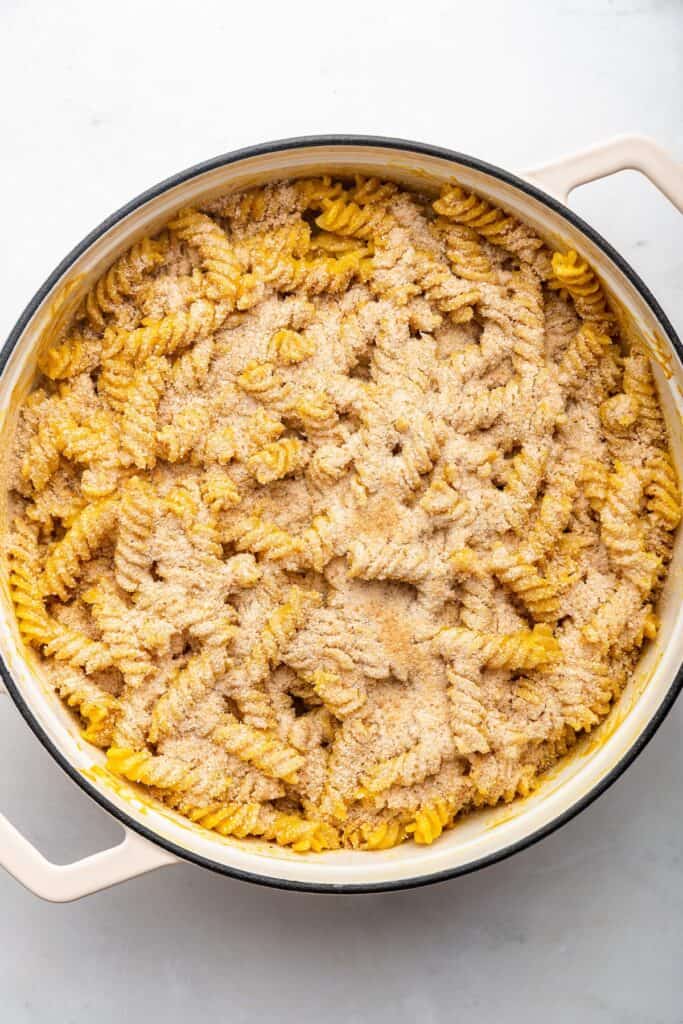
1,143,681,888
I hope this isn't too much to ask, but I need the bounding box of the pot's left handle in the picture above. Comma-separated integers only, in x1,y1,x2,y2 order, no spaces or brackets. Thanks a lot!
0,812,177,902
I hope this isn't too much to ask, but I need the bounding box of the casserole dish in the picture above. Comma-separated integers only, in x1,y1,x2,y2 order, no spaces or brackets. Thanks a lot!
1,133,682,900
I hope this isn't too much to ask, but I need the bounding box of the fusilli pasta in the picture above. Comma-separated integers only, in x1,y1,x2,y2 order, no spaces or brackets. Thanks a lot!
5,172,676,854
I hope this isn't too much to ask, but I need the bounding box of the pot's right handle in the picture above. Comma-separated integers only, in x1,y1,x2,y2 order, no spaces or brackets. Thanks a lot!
0,811,176,902
525,134,683,212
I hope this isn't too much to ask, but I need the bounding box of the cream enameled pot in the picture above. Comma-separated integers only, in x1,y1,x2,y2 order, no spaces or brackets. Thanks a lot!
1,135,682,901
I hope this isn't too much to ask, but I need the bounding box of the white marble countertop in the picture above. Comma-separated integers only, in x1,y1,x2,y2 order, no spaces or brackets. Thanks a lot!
1,1,681,1020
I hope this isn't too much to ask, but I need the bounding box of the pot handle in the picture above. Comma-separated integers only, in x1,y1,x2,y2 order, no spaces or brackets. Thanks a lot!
0,811,176,902
524,134,683,211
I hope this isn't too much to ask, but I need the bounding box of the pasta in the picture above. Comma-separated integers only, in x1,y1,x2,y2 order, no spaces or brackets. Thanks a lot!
489,545,561,623
622,346,665,437
550,250,613,328
314,196,392,241
226,587,320,729
436,624,560,671
114,476,157,592
148,646,233,744
55,665,120,747
106,747,199,791
407,797,462,845
600,461,662,593
168,208,242,303
103,299,230,366
38,337,94,381
165,796,339,851
446,668,490,755
213,714,305,783
345,818,406,851
644,451,681,531
248,437,303,485
43,622,113,674
200,468,241,513
358,740,452,796
433,181,547,266
81,236,167,331
84,581,153,685
267,328,315,365
433,219,495,283
229,514,303,562
558,324,613,389
4,173,678,853
8,519,53,646
43,497,118,601
120,356,168,469
501,446,548,533
307,668,367,718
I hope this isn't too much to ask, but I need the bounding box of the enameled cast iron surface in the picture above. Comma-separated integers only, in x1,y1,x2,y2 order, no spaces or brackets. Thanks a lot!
2,136,682,893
